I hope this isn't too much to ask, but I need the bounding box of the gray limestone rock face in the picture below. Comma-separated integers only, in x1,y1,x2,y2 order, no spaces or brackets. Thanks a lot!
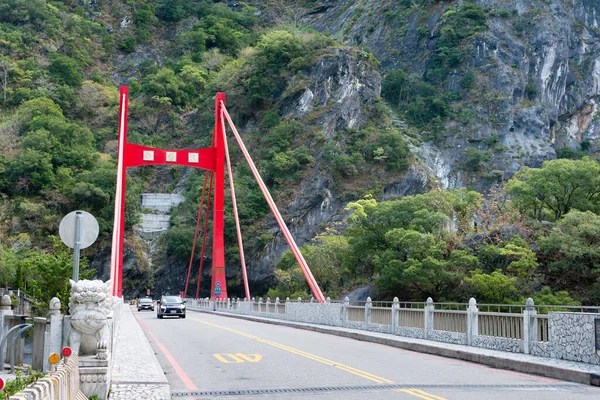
243,48,428,290
281,48,381,134
305,0,600,189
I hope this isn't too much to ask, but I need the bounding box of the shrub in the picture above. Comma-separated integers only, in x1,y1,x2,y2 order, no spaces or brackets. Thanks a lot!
48,53,83,87
462,146,488,171
119,36,137,53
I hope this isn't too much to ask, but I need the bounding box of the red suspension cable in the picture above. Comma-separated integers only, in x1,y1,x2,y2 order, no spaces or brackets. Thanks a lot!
221,111,251,300
196,172,214,299
220,103,325,303
184,172,210,298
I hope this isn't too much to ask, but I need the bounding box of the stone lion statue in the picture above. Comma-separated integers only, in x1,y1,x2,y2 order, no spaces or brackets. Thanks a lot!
68,279,114,360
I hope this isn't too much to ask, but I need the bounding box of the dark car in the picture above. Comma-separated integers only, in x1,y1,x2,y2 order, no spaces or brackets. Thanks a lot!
138,298,154,311
157,295,186,319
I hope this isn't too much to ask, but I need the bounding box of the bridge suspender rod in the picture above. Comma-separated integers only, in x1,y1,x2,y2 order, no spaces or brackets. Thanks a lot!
184,172,210,298
220,105,326,303
196,172,214,300
221,115,251,301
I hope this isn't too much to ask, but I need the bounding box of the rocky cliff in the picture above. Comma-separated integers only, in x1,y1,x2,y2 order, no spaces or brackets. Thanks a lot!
234,0,600,296
305,0,600,188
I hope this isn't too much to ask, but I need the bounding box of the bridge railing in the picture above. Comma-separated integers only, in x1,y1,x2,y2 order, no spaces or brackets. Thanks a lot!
185,295,600,366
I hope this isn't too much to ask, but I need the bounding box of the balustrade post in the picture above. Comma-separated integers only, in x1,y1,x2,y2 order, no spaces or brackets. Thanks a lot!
365,297,372,324
297,297,302,303
258,297,263,313
275,297,280,314
392,297,399,335
342,297,349,323
266,297,271,314
523,298,537,354
0,295,13,345
227,297,231,311
424,297,434,340
467,297,478,346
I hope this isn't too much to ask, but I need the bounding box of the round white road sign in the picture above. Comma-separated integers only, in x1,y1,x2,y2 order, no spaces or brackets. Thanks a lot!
59,210,99,249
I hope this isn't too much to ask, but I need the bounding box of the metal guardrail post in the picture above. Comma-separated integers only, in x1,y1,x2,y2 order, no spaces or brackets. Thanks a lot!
0,322,29,369
10,324,33,373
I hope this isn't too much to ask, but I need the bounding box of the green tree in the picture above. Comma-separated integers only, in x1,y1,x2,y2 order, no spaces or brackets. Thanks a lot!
8,149,55,193
540,210,600,303
48,53,83,87
465,270,519,304
506,158,600,221
382,69,408,107
143,68,190,108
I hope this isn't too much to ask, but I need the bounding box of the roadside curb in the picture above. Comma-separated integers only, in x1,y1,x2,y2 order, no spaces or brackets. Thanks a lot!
188,307,600,386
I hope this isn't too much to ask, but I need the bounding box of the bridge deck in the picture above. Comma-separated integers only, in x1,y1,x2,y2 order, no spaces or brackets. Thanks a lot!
117,305,600,400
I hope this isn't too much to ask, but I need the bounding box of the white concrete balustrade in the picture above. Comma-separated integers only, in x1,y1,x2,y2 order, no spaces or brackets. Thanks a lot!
188,296,600,366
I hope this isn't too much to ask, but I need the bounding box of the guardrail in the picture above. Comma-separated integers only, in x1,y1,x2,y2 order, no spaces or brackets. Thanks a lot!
187,295,600,366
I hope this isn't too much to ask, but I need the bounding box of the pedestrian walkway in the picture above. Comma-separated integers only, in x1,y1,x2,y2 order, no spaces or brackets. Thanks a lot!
110,306,170,399
188,307,600,386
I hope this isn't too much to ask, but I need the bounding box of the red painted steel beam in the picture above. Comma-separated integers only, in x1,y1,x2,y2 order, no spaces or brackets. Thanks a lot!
110,86,128,297
210,93,227,300
221,114,251,301
123,144,216,170
220,104,326,303
196,173,213,300
184,172,210,298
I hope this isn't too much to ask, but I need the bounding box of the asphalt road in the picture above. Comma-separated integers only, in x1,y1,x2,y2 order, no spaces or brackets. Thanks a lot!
133,307,600,400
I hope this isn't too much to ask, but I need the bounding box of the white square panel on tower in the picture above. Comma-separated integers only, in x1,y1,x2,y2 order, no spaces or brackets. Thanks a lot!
166,152,177,162
143,150,154,161
188,153,199,163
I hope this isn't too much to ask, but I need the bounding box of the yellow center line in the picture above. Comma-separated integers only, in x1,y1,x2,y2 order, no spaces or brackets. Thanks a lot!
400,389,441,400
410,389,447,400
191,317,446,400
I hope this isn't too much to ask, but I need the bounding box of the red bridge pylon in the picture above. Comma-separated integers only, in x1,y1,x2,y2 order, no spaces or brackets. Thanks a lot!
109,88,325,303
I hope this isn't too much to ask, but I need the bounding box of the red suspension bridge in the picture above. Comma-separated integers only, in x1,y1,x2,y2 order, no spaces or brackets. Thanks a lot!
109,87,325,302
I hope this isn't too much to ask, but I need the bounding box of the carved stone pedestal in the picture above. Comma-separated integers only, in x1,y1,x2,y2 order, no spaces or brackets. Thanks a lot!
79,356,110,399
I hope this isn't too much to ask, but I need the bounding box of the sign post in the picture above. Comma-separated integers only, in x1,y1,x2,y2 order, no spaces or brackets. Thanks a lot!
59,211,99,281
73,212,82,281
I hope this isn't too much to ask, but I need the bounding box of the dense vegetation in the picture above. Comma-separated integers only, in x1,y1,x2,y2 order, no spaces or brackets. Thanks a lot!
0,0,599,308
271,157,600,305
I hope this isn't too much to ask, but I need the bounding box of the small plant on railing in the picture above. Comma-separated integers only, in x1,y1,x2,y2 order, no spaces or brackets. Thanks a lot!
88,395,102,400
2,367,44,399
